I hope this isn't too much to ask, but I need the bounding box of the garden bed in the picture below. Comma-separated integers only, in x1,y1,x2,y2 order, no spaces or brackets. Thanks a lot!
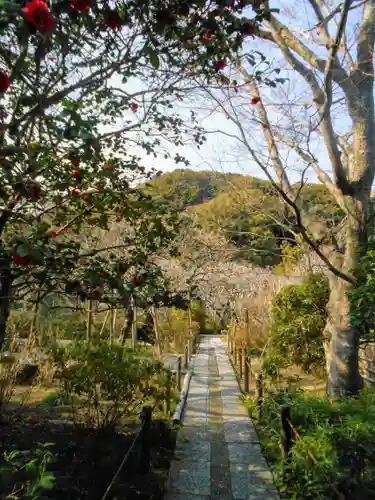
243,389,375,499
0,403,177,499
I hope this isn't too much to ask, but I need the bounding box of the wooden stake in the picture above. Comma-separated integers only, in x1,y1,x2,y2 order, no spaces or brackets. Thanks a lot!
86,298,93,341
256,373,263,420
131,295,137,347
111,308,117,345
239,348,243,379
245,308,250,347
100,310,110,338
184,344,189,369
151,306,161,358
177,356,182,391
188,336,193,361
244,355,250,393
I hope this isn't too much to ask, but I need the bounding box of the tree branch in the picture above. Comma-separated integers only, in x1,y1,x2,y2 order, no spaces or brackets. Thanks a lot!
263,18,351,194
273,130,349,212
259,13,352,93
355,0,375,76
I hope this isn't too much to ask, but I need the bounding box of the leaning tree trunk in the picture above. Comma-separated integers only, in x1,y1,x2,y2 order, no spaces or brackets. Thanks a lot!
0,255,12,349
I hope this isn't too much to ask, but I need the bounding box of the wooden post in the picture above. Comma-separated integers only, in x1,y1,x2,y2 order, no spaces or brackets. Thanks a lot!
239,348,243,380
184,344,188,369
245,308,250,347
177,356,182,391
100,310,110,338
256,373,263,420
111,308,117,345
151,306,161,358
131,294,137,348
281,406,293,461
138,406,152,474
244,355,250,393
86,298,93,341
188,336,193,361
164,371,171,415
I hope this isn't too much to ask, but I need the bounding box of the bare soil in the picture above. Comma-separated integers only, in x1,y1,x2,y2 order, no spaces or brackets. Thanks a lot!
0,397,176,500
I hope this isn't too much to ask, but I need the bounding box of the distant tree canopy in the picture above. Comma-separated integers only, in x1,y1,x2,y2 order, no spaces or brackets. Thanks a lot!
145,170,345,267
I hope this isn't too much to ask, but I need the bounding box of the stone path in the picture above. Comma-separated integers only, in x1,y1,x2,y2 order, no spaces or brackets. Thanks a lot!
164,335,279,500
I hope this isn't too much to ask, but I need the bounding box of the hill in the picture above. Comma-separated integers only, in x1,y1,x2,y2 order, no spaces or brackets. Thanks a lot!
145,169,343,267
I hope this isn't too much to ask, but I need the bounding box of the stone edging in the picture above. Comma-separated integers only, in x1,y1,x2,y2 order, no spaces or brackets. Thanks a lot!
172,368,192,424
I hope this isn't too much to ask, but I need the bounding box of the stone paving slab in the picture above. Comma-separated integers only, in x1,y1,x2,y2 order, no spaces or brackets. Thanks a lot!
167,457,211,495
164,335,279,500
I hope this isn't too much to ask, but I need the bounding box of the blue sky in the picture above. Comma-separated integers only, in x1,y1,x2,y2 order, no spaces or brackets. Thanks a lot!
105,1,364,184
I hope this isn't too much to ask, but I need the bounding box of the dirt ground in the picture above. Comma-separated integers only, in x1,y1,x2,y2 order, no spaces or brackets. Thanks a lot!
0,393,176,500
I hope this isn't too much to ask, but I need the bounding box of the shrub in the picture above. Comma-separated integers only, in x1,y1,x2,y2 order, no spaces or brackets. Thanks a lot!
0,443,55,499
54,340,172,428
243,389,375,499
268,274,328,376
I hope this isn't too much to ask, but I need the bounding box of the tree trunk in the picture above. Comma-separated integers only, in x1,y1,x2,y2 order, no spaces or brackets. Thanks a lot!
324,206,367,398
0,256,12,349
324,275,362,397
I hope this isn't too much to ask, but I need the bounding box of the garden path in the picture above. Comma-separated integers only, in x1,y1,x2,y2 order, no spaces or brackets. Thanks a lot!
164,335,279,500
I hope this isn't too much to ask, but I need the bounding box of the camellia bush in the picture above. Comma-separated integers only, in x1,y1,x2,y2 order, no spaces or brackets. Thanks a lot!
0,0,274,346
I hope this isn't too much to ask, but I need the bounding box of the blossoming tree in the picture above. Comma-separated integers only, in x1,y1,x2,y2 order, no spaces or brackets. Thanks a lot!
0,0,271,346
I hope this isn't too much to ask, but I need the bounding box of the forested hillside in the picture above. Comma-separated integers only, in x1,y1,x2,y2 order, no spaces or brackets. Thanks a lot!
145,169,344,267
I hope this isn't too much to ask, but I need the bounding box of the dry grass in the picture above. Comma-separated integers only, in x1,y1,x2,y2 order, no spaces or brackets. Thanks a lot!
0,335,38,414
228,276,291,350
154,307,199,354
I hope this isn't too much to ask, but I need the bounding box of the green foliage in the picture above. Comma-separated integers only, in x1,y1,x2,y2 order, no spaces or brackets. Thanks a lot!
38,390,61,407
147,170,344,268
54,340,172,428
273,242,301,275
0,443,55,499
350,203,375,336
243,389,375,499
268,274,329,375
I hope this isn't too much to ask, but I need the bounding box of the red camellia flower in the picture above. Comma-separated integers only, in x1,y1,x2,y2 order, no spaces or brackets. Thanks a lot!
107,163,113,169
24,0,54,33
131,277,138,287
72,169,80,177
130,103,138,112
105,9,122,29
25,416,40,424
50,231,57,238
0,71,10,93
70,0,93,12
242,21,254,36
203,31,212,41
72,188,80,196
250,96,260,105
83,195,90,201
71,160,80,167
12,255,31,267
215,59,225,71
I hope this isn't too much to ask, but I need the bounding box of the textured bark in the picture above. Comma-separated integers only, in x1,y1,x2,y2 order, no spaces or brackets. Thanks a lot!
0,256,12,349
325,196,369,397
324,276,362,397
